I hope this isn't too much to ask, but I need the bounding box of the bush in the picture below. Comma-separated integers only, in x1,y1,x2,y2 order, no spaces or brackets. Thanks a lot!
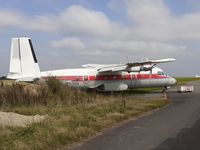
46,77,62,95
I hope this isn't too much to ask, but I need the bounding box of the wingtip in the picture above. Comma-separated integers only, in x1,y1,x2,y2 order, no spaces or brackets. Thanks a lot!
169,58,176,61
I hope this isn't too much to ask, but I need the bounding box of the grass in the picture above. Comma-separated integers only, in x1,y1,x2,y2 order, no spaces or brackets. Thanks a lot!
0,98,169,150
175,77,200,85
0,78,170,149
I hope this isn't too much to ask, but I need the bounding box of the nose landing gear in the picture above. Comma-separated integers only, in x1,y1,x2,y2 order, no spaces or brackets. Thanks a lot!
161,86,170,93
161,86,170,100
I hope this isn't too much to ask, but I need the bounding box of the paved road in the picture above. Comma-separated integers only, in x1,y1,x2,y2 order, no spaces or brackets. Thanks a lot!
70,80,200,150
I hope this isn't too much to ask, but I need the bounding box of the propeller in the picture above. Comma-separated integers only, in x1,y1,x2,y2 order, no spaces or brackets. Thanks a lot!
149,64,156,79
150,69,152,78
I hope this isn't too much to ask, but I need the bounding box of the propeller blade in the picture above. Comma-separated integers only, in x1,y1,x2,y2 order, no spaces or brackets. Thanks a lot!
150,69,152,78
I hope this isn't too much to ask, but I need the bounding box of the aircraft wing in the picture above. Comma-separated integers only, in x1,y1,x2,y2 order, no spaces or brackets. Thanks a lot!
126,58,176,67
83,58,175,73
82,64,107,69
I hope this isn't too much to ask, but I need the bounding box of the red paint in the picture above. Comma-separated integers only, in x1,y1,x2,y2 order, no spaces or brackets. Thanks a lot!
89,76,96,80
43,73,168,81
56,76,83,81
135,74,167,79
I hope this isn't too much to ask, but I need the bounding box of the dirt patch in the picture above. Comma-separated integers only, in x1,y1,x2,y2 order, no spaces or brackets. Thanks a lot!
0,111,47,127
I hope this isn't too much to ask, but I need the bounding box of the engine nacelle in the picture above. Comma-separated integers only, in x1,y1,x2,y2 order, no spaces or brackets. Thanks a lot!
129,66,153,72
140,66,152,71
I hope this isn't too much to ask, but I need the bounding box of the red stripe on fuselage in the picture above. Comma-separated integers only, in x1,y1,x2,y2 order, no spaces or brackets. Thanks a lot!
95,74,167,80
43,74,168,81
136,74,167,79
56,76,83,81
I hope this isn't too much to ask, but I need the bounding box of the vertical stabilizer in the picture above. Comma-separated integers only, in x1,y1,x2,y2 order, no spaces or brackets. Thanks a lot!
9,38,21,73
7,37,41,81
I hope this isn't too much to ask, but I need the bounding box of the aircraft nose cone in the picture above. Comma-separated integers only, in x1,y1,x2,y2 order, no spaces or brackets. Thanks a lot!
169,77,177,85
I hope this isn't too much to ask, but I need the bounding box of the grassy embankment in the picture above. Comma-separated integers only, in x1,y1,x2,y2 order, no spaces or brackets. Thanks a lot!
0,78,170,150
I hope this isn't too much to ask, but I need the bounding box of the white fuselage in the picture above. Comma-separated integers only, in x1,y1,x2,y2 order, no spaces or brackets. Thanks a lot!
40,67,176,92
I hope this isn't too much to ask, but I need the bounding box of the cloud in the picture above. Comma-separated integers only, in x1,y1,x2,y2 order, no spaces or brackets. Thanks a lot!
1,2,200,41
123,0,200,41
173,13,200,39
57,5,125,37
0,10,25,27
51,37,85,50
0,6,127,38
126,0,171,26
0,2,195,64
0,9,57,32
94,40,186,56
51,38,187,60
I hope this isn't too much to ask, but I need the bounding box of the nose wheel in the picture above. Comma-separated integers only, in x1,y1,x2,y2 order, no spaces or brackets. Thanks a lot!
161,86,170,93
161,86,170,100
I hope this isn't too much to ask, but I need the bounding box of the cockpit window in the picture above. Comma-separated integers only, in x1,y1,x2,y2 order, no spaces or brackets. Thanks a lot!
157,71,165,75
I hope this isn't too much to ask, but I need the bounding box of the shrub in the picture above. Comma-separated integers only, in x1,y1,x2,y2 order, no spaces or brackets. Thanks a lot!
46,77,62,95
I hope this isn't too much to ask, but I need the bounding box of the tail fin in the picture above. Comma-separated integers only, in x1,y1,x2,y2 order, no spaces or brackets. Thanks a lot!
7,37,41,81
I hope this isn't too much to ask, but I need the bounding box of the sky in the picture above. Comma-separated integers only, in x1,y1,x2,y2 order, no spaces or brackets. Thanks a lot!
0,0,200,76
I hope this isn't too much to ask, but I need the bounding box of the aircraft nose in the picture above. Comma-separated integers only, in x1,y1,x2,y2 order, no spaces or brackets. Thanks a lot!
169,77,177,85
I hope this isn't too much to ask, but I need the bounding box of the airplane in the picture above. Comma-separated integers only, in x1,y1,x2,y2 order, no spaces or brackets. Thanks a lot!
6,37,177,92
195,74,200,78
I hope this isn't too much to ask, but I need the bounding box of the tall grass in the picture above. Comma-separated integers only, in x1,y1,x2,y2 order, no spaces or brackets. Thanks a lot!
0,78,97,107
0,82,48,106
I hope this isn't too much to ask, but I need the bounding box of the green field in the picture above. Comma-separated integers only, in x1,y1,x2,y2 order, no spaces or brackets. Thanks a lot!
175,77,200,84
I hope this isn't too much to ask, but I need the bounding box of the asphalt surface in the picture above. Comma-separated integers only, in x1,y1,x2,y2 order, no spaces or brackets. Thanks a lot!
70,80,200,150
